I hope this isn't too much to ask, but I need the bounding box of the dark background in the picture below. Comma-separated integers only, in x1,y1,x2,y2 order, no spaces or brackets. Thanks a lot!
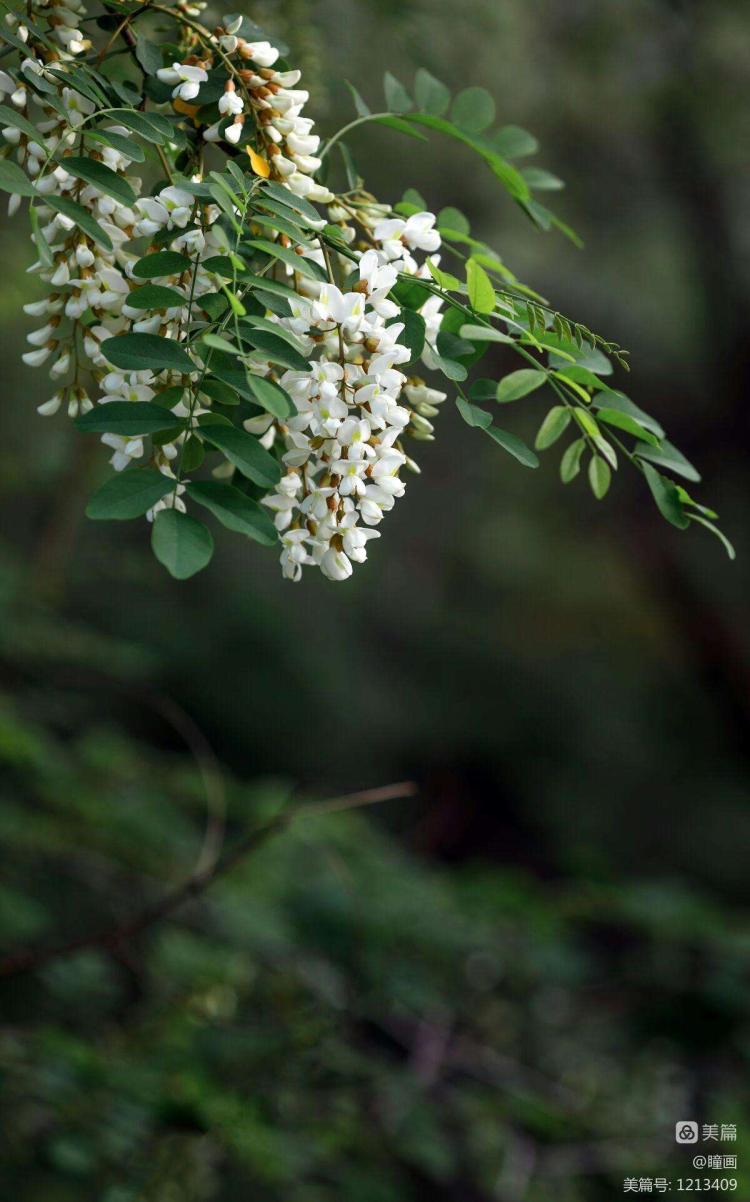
1,1,748,1198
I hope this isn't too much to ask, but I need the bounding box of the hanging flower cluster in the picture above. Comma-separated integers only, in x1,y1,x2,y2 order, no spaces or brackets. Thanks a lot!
1,0,729,579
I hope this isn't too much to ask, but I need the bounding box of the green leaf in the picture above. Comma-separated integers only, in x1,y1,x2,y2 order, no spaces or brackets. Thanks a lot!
402,188,427,209
496,368,547,402
642,462,689,529
560,437,586,483
468,378,498,402
451,87,496,134
246,238,326,282
133,250,192,279
345,79,370,118
383,71,413,113
590,390,664,439
200,377,239,406
596,407,659,446
29,203,53,267
393,309,425,361
200,424,281,488
134,38,163,75
588,455,611,500
186,481,277,545
106,108,175,145
101,333,194,374
202,333,239,356
405,113,530,202
262,180,321,225
438,206,470,235
689,515,735,560
180,434,205,472
414,68,451,116
75,402,183,436
593,434,617,471
523,166,564,191
456,397,492,429
535,406,571,450
126,284,186,310
431,352,468,382
83,127,145,163
44,196,112,250
634,439,701,483
459,324,512,344
466,258,496,315
485,425,539,468
151,510,214,579
0,104,41,141
492,125,539,158
240,326,310,372
86,467,175,520
427,259,462,291
373,115,428,142
245,373,293,420
61,156,136,206
548,339,612,376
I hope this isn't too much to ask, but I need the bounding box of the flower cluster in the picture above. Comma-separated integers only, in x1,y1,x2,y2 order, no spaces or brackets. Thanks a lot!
202,20,333,205
256,217,447,580
9,0,448,580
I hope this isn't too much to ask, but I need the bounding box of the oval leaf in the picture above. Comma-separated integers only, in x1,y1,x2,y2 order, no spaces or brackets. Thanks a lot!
0,158,36,198
126,284,186,310
535,406,571,450
485,425,539,468
102,333,194,374
451,87,496,134
45,195,112,250
76,402,183,436
151,510,214,579
83,127,145,163
86,467,175,520
186,481,277,545
497,369,547,402
133,250,192,279
61,156,136,206
466,258,496,315
200,423,281,488
588,455,611,500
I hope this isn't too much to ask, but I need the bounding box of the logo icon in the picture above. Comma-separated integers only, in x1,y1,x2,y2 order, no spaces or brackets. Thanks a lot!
676,1122,699,1144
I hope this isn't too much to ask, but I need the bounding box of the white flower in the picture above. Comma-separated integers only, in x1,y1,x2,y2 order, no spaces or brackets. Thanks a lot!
157,62,208,101
37,391,64,416
218,86,244,116
101,433,144,471
239,40,279,68
280,529,312,581
22,345,53,367
320,547,353,581
224,119,243,145
134,185,193,235
61,86,95,128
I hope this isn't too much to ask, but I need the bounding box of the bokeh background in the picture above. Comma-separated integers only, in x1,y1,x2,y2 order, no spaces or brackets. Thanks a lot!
1,0,749,1198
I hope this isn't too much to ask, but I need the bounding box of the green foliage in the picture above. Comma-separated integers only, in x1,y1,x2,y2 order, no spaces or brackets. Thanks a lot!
151,510,214,579
1,638,748,1201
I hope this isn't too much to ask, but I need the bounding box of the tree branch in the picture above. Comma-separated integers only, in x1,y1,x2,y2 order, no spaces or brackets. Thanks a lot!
0,780,416,979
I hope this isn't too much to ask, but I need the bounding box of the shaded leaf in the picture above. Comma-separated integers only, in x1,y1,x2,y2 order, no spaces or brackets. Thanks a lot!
151,510,214,579
86,467,174,520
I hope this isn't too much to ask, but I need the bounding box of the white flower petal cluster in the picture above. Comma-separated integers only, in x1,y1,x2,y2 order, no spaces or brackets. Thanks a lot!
204,25,333,204
258,238,445,581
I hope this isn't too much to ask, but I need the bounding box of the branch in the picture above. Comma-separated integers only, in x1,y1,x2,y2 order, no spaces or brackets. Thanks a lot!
0,781,416,979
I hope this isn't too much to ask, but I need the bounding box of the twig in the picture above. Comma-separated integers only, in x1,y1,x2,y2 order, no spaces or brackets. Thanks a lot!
0,780,416,979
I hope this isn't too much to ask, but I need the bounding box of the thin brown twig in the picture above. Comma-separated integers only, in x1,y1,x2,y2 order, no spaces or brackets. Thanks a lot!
0,780,416,980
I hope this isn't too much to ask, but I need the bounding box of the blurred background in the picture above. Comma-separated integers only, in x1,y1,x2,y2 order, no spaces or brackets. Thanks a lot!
1,0,749,1197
